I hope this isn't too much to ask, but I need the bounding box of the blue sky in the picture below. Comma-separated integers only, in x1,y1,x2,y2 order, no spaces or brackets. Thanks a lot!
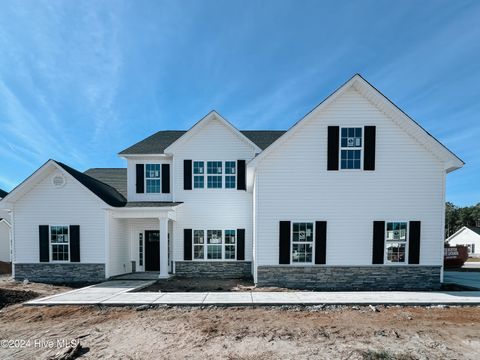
0,0,479,206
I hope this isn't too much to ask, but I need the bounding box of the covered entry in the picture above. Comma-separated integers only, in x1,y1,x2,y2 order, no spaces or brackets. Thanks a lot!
111,202,181,278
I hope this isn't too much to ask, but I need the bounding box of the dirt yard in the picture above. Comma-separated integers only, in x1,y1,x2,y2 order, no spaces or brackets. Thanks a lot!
1,277,480,359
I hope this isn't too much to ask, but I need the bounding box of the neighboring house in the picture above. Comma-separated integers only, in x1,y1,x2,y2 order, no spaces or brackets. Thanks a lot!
0,74,464,290
0,189,12,273
446,226,480,256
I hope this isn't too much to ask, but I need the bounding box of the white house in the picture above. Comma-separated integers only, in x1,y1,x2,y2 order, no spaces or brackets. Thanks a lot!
0,189,12,271
0,74,464,290
446,225,480,256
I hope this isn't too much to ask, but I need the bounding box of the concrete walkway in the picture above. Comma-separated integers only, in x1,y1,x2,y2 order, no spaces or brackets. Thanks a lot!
444,271,480,290
25,280,480,306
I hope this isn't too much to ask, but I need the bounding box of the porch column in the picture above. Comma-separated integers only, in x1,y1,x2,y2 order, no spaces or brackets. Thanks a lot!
159,217,170,278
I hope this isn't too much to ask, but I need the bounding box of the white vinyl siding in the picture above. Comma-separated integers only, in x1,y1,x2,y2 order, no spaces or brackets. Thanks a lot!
13,169,106,265
254,87,445,269
126,158,173,202
172,116,256,263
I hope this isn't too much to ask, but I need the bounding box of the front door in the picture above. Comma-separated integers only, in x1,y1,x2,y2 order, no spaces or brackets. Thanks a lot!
145,230,160,271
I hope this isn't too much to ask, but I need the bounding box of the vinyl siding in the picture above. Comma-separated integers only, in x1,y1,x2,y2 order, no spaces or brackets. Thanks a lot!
108,215,130,276
447,228,480,256
254,87,445,267
13,168,106,264
172,117,256,262
127,157,173,202
0,221,10,262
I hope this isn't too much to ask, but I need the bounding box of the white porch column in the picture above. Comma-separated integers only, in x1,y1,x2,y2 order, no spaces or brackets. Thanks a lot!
159,217,170,278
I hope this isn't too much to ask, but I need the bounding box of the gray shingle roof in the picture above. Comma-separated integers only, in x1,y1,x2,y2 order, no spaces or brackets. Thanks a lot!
55,161,127,207
467,227,480,236
84,168,128,198
0,189,8,198
118,130,286,155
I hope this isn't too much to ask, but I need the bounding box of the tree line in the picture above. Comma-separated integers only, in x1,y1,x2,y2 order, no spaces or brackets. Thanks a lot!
445,202,480,238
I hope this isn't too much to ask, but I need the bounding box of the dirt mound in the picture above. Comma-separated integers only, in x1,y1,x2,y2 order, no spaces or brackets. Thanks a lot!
0,288,38,309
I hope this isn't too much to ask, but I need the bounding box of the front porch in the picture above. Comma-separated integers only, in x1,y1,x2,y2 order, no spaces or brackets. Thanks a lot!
109,203,182,279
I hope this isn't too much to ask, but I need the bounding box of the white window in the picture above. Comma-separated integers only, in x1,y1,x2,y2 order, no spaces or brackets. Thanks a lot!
385,222,408,263
207,230,223,259
146,164,161,193
193,230,205,259
292,222,314,263
193,161,205,189
225,162,236,189
224,230,236,259
50,226,69,262
207,162,222,188
340,127,362,169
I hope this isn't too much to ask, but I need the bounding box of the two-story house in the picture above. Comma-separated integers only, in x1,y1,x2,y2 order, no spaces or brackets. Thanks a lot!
0,75,464,290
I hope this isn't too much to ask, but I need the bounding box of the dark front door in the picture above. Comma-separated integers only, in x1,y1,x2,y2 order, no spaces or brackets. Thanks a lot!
145,230,160,271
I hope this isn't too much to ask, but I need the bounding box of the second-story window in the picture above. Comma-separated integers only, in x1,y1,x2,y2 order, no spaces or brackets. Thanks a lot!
146,164,161,193
340,127,362,169
225,161,236,189
193,161,205,189
207,161,222,188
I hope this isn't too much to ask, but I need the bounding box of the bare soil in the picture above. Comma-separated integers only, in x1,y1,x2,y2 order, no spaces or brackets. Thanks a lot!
0,278,479,359
138,277,470,292
136,277,297,292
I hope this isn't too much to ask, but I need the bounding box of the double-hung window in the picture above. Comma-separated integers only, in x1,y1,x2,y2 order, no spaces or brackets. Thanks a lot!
193,161,205,189
385,222,407,263
207,230,223,259
51,226,69,262
145,164,161,193
340,127,362,169
225,162,236,189
292,222,313,263
193,230,205,259
224,230,236,259
207,161,222,188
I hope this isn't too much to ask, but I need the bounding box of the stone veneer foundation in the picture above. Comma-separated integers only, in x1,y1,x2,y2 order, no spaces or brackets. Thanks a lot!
175,261,252,278
256,265,441,290
14,263,106,283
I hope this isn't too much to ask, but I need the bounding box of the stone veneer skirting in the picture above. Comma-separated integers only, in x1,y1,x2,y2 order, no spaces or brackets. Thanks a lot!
14,263,106,284
256,265,441,291
175,261,252,278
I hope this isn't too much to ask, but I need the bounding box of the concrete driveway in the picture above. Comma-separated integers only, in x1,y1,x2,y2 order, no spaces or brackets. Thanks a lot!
444,271,480,290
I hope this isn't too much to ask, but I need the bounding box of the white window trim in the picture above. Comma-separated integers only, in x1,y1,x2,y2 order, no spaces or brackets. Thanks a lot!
384,221,409,265
290,221,315,265
192,229,237,261
145,163,161,193
49,225,70,263
339,126,364,171
192,160,237,190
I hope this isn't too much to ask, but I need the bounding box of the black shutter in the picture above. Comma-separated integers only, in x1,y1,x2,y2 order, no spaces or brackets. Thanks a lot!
184,160,192,190
327,126,339,170
409,221,421,264
279,221,291,264
70,225,80,262
184,229,192,260
161,164,170,193
39,225,49,262
364,126,376,171
372,221,385,264
237,160,246,190
136,164,144,193
237,229,245,260
315,221,327,264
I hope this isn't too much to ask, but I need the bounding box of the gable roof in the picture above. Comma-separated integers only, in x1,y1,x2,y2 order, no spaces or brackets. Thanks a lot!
0,189,7,199
55,161,127,207
446,226,480,242
84,168,128,198
119,129,286,155
248,74,464,172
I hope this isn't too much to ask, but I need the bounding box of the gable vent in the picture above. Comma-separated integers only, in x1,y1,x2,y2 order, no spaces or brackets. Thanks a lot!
52,175,66,188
